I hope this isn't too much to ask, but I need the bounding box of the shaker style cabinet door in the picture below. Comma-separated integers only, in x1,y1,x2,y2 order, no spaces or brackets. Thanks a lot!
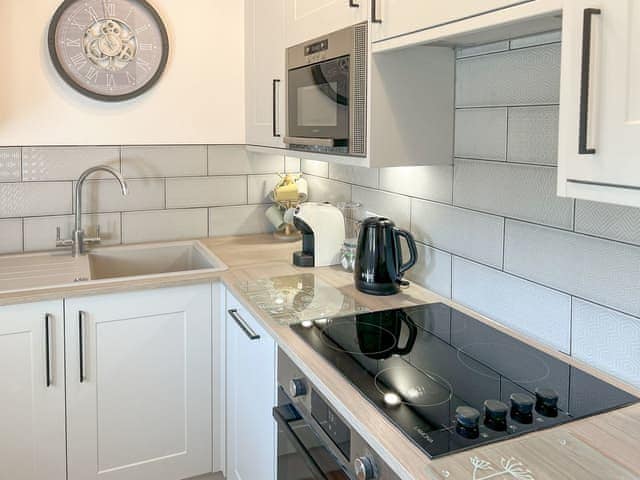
246,0,286,148
0,301,66,480
65,284,213,480
226,292,277,480
284,0,368,46
558,1,640,207
370,0,533,42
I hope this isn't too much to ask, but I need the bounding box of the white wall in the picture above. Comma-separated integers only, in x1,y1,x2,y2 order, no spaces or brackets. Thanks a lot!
0,0,245,146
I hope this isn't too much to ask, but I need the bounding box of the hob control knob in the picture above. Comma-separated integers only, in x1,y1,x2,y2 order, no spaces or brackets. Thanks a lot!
510,393,534,424
455,406,480,439
483,399,508,431
535,388,559,417
288,378,307,398
354,456,377,480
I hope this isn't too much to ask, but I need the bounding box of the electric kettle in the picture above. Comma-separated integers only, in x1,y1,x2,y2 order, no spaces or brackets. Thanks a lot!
354,217,418,296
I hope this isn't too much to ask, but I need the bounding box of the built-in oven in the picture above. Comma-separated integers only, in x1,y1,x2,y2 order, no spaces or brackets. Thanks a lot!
285,23,368,157
275,349,400,480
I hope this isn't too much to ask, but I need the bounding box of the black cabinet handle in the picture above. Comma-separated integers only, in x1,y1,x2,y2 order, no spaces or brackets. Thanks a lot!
45,313,53,387
79,311,87,383
349,0,360,7
579,8,601,155
371,0,382,23
228,309,260,341
273,79,281,138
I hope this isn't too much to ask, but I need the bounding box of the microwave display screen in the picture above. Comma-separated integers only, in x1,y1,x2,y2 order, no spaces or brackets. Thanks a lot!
297,82,339,127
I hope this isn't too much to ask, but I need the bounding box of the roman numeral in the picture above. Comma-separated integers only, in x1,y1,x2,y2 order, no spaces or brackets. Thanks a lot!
124,7,134,21
66,38,81,48
85,6,99,23
69,18,86,31
139,43,153,51
70,53,87,69
126,71,136,85
85,66,99,83
103,1,115,17
106,73,116,89
135,24,150,35
136,58,151,73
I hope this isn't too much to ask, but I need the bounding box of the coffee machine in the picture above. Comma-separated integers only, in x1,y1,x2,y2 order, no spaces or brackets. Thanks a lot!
292,203,345,267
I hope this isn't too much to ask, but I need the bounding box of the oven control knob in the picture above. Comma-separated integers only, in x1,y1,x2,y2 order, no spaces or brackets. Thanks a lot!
354,456,376,480
455,406,481,439
483,399,509,431
288,378,307,398
510,393,534,424
535,388,559,417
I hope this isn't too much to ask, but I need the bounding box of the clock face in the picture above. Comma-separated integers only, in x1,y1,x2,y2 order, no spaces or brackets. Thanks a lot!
48,0,169,101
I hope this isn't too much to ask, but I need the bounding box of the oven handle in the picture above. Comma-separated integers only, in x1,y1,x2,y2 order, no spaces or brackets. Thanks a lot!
273,407,329,480
284,136,337,147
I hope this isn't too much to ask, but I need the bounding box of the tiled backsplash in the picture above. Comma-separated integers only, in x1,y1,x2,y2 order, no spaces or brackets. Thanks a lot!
0,145,297,252
301,32,640,389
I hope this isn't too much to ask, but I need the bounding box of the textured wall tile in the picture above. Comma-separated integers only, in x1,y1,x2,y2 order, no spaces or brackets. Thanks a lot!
77,178,164,213
454,108,507,160
406,243,452,299
575,201,640,246
507,106,559,165
456,43,561,107
301,159,329,178
504,220,640,317
0,219,22,254
122,209,208,244
379,165,453,204
0,147,21,182
248,174,281,204
209,205,273,237
166,176,247,208
573,299,640,388
23,213,121,252
411,198,504,268
510,30,561,49
122,145,207,178
208,146,284,175
452,257,572,352
352,186,410,229
456,41,510,59
306,175,351,203
0,182,72,218
22,146,119,181
453,159,573,229
285,157,301,173
329,164,378,189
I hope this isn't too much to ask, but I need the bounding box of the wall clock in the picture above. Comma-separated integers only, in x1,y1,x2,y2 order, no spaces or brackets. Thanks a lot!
48,0,169,102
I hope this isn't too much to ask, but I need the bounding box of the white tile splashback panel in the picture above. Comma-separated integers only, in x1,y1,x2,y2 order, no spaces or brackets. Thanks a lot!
22,146,120,181
0,182,72,218
305,175,351,204
166,176,247,208
122,209,208,244
301,159,329,178
379,165,453,204
507,106,559,165
0,148,21,182
209,205,273,237
329,164,379,189
77,178,165,213
406,243,452,299
0,219,23,254
122,145,208,178
352,186,410,229
575,201,640,246
247,174,282,205
454,108,507,161
208,146,285,175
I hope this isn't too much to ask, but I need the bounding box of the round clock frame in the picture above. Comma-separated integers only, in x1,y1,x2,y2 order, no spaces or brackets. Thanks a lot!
48,0,170,102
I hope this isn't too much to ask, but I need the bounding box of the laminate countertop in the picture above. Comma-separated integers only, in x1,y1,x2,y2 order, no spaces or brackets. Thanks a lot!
1,234,639,479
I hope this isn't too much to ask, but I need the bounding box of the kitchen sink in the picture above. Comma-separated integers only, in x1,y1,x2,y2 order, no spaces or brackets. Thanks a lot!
88,241,227,280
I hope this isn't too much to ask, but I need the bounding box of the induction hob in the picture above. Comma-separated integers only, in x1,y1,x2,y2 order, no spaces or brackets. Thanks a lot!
290,303,639,458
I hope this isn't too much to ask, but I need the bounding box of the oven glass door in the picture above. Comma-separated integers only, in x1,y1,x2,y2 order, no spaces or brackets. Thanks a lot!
288,56,350,141
274,405,351,480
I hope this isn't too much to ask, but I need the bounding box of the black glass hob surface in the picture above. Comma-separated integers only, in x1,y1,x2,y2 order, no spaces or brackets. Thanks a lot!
290,303,639,459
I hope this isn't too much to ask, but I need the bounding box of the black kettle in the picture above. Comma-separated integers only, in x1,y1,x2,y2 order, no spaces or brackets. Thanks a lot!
354,217,418,296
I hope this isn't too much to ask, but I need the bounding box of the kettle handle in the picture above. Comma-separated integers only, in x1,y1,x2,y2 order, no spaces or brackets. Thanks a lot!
394,228,418,278
395,315,419,356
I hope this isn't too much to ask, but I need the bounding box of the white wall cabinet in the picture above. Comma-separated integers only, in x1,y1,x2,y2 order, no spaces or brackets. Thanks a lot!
226,291,277,480
0,301,66,480
246,0,286,148
285,0,368,46
558,1,640,208
65,284,213,480
370,0,534,43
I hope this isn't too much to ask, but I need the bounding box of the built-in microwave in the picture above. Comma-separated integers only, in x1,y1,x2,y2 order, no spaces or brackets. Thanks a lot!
285,23,368,157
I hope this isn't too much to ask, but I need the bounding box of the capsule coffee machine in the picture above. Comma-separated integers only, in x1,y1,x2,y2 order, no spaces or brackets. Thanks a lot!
292,203,345,267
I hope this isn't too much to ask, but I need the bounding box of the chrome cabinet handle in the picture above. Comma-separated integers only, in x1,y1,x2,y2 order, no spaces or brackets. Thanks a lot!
272,79,281,138
579,8,601,155
78,311,87,383
228,309,260,341
44,313,53,387
371,0,382,23
349,0,360,7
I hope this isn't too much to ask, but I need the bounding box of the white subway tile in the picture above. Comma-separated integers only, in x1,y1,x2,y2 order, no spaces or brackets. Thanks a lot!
166,176,247,208
507,106,559,165
411,199,504,268
209,205,273,237
352,186,410,229
208,146,285,175
575,201,640,246
22,146,120,181
122,209,208,244
122,145,207,178
454,108,507,161
285,157,301,173
76,178,164,213
0,182,72,218
329,164,378,189
306,176,351,204
504,220,640,318
0,148,21,182
0,219,23,254
406,243,452,299
452,257,572,352
301,159,329,178
379,165,453,204
23,213,121,252
248,174,282,204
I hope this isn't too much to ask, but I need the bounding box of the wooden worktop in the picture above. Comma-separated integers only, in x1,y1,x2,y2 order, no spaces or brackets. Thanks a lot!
1,234,639,479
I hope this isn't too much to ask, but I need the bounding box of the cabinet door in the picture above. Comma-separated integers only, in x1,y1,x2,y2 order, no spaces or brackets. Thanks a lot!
0,301,66,480
285,0,368,46
226,292,277,480
371,0,533,43
246,0,286,148
65,284,212,480
558,1,640,207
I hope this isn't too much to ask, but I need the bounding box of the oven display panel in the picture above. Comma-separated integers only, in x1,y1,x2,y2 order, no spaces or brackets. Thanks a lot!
311,389,351,459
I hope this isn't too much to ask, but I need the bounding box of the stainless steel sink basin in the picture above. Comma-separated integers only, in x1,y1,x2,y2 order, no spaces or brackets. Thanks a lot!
88,241,228,280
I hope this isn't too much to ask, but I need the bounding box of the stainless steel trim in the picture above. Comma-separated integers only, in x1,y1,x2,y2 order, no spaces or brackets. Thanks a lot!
79,311,86,383
284,137,337,147
228,309,260,341
350,22,368,156
45,313,53,388
287,26,354,70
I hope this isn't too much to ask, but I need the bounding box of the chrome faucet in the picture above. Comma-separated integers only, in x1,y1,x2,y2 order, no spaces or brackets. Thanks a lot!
57,166,128,257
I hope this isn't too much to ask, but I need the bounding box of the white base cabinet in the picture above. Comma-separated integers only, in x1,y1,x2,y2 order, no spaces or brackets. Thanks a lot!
226,292,277,480
0,301,66,480
65,284,213,480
